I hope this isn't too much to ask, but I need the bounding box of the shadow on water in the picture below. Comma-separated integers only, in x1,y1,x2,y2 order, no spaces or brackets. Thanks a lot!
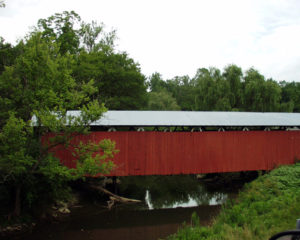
8,174,256,240
17,204,221,240
118,175,232,209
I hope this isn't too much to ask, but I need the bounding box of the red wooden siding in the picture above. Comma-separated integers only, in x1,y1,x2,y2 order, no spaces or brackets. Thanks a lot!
45,131,300,176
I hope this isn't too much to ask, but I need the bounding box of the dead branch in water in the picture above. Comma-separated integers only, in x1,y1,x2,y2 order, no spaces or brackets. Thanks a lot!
90,184,141,209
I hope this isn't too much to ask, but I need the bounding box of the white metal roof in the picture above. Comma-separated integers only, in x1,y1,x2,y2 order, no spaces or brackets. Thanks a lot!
66,111,300,127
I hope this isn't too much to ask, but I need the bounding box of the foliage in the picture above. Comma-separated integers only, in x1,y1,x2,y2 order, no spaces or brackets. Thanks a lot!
0,31,118,218
73,51,147,110
81,20,116,54
0,10,149,220
37,11,82,55
0,37,24,75
72,139,118,177
280,81,300,112
166,76,197,111
148,73,196,110
166,163,300,240
147,90,180,110
222,64,243,109
36,11,117,55
149,65,297,112
148,72,167,92
35,11,147,110
194,67,231,111
243,68,282,112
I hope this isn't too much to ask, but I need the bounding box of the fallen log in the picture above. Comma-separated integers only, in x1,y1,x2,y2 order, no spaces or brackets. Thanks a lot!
90,184,141,209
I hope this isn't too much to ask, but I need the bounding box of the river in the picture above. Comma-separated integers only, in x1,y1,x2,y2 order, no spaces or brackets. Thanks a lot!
7,174,251,240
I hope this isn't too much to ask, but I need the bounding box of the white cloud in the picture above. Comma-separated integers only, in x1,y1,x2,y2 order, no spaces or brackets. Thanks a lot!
1,0,300,81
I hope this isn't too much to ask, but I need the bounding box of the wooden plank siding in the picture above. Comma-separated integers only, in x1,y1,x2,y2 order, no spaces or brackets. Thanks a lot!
44,131,300,176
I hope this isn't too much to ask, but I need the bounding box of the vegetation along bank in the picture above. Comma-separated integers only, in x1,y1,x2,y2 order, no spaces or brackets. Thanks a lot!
166,163,300,240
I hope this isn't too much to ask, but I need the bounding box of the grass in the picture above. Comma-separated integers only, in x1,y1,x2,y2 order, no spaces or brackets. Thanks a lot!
166,163,300,240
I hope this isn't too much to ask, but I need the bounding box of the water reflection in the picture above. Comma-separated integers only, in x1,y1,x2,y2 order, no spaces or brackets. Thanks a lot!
145,189,228,209
119,175,232,210
11,175,239,240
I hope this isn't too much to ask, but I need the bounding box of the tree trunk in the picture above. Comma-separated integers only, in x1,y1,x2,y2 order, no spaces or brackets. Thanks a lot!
13,185,21,217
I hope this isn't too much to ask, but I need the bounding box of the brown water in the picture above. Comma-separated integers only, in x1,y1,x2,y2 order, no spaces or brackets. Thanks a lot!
6,175,242,240
15,204,221,240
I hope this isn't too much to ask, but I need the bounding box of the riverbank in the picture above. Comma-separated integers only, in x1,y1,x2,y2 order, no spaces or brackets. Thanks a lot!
1,174,244,240
166,163,300,240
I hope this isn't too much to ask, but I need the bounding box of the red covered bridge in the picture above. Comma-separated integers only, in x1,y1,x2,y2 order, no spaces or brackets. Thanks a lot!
49,111,300,176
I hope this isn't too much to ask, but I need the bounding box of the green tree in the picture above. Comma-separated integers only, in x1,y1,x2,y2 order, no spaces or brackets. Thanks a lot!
36,11,147,110
0,33,118,217
243,68,265,111
147,90,181,110
148,72,167,92
165,76,197,111
37,11,82,55
222,64,243,110
148,73,196,110
81,20,116,54
0,37,24,74
280,81,300,112
73,51,148,110
263,79,282,112
243,68,282,112
36,11,117,55
194,67,231,111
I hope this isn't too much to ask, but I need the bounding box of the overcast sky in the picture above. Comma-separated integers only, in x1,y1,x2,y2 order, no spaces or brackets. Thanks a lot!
1,0,300,82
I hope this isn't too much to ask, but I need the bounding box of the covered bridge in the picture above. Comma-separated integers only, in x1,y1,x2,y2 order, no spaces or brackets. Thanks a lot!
50,111,300,176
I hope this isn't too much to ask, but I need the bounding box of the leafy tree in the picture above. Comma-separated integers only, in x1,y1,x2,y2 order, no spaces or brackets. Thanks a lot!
36,11,117,55
0,33,118,217
148,73,197,111
243,68,265,111
194,68,216,110
37,11,82,55
81,20,116,54
194,67,231,111
165,76,197,111
243,68,282,112
147,90,181,110
280,81,300,112
0,37,24,74
36,11,147,110
223,64,243,110
147,66,296,113
148,72,167,92
73,51,148,110
263,79,282,112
